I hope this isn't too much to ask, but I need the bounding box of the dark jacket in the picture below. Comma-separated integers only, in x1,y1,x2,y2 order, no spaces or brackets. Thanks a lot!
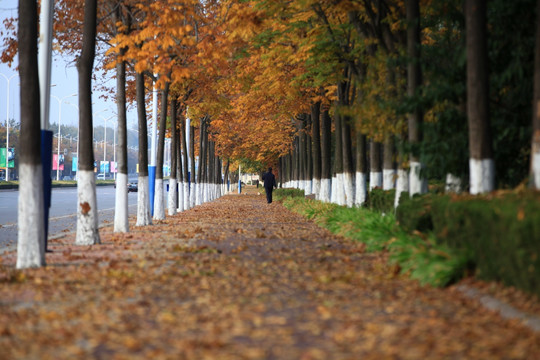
262,171,277,189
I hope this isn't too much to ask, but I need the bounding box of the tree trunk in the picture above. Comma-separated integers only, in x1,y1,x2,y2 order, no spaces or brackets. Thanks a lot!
394,140,410,208
341,114,354,207
466,0,494,194
181,113,190,210
383,135,395,190
197,118,206,205
311,102,322,197
136,71,151,226
320,107,332,202
355,132,368,206
298,116,306,193
190,123,196,207
113,6,129,233
154,82,169,220
333,108,345,205
293,136,300,188
203,128,210,202
306,114,313,195
76,0,100,245
176,120,183,212
407,0,428,196
17,0,45,268
224,159,230,192
370,140,382,189
532,0,540,188
168,96,177,215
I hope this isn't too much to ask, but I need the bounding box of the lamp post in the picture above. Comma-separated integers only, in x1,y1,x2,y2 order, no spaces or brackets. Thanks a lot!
99,115,114,175
0,73,17,181
52,93,76,180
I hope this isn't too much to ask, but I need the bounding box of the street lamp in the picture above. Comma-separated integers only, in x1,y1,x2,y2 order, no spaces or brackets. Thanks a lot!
99,115,114,175
0,73,17,181
52,93,77,180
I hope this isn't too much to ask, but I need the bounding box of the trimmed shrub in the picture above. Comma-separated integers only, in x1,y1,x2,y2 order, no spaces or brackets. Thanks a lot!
274,188,305,200
366,189,396,214
397,191,540,297
432,192,540,297
395,193,436,233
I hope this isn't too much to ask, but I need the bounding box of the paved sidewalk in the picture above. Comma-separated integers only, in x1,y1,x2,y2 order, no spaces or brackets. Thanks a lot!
0,190,539,359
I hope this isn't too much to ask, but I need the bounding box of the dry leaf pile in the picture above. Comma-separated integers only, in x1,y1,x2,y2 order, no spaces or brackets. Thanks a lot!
1,190,539,359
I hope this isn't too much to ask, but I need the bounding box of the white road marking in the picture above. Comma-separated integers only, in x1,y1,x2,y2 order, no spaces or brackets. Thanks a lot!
0,204,137,229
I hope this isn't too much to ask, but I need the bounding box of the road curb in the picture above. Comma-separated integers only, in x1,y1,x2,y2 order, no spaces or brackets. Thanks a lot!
456,284,540,333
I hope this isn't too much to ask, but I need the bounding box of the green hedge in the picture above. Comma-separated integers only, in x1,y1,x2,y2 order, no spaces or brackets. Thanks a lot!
365,188,396,214
274,188,305,200
397,191,540,297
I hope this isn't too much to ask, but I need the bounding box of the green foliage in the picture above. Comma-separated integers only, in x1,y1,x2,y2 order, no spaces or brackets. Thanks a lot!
397,191,540,297
325,207,397,252
395,193,436,233
365,188,396,214
388,232,470,287
274,188,304,201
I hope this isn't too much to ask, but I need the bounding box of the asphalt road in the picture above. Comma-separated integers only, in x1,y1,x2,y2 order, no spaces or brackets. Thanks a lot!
0,185,139,251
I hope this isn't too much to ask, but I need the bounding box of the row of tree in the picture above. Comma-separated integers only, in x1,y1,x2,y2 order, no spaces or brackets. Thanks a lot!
8,0,540,266
11,0,234,269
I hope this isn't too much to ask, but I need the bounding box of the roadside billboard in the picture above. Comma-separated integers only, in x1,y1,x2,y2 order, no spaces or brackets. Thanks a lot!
52,154,65,171
0,148,15,168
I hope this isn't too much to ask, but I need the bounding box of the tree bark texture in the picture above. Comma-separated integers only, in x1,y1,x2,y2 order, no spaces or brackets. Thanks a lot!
156,82,170,180
17,0,46,268
136,72,149,176
466,0,494,193
311,102,322,181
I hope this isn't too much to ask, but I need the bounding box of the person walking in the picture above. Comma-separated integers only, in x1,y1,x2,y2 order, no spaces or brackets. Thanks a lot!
262,167,277,203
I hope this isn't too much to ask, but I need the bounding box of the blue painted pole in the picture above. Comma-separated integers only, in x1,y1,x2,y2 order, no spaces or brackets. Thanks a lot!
148,165,156,216
41,130,53,251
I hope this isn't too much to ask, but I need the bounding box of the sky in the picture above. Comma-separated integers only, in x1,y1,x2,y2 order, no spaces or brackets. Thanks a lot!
0,0,138,133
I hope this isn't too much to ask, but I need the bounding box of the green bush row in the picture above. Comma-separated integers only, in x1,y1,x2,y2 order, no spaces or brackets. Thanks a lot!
397,191,540,297
274,188,305,200
365,188,396,214
278,191,469,287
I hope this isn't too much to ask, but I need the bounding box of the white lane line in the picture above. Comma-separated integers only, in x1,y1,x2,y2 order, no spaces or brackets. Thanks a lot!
0,204,137,229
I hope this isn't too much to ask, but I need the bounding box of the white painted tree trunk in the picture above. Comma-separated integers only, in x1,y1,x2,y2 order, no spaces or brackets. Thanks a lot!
195,182,202,205
409,161,428,196
383,169,396,190
394,169,409,208
330,175,337,203
136,176,152,226
469,158,495,194
306,180,313,195
183,183,190,210
312,179,321,199
203,182,209,203
369,172,382,190
168,178,177,215
343,172,354,207
17,163,46,269
114,173,129,233
177,181,184,212
335,173,346,206
76,170,101,245
190,183,196,207
319,178,331,202
355,172,367,206
153,178,165,220
445,173,462,193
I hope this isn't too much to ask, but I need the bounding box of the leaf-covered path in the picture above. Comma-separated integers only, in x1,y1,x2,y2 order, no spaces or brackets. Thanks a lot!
1,190,539,359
